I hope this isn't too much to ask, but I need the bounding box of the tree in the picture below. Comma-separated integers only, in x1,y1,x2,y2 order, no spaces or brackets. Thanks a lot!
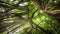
0,0,60,34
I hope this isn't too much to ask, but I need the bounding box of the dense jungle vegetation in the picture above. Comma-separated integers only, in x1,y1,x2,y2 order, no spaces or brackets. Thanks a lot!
0,0,60,34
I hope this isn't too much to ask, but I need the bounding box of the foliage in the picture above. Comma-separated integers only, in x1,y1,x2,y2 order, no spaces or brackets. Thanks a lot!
0,0,60,34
